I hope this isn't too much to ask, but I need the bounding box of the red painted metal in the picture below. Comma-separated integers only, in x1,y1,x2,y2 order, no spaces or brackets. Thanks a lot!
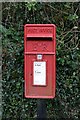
24,24,56,98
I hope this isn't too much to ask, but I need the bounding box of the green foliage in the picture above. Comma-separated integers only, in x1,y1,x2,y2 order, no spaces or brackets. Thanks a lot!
68,14,79,21
26,2,37,11
2,2,80,120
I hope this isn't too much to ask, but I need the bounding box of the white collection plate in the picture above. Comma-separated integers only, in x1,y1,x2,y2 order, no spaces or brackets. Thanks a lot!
33,61,46,85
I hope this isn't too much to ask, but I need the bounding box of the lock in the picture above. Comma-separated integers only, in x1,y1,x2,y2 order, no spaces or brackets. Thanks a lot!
37,54,42,60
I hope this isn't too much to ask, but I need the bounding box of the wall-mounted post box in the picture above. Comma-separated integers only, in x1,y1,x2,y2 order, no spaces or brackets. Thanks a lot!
24,24,56,98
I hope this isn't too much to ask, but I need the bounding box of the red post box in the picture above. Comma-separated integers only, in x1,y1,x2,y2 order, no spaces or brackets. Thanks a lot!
24,24,56,99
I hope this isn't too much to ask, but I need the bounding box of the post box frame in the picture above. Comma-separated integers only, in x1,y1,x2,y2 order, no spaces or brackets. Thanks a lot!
24,24,56,99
